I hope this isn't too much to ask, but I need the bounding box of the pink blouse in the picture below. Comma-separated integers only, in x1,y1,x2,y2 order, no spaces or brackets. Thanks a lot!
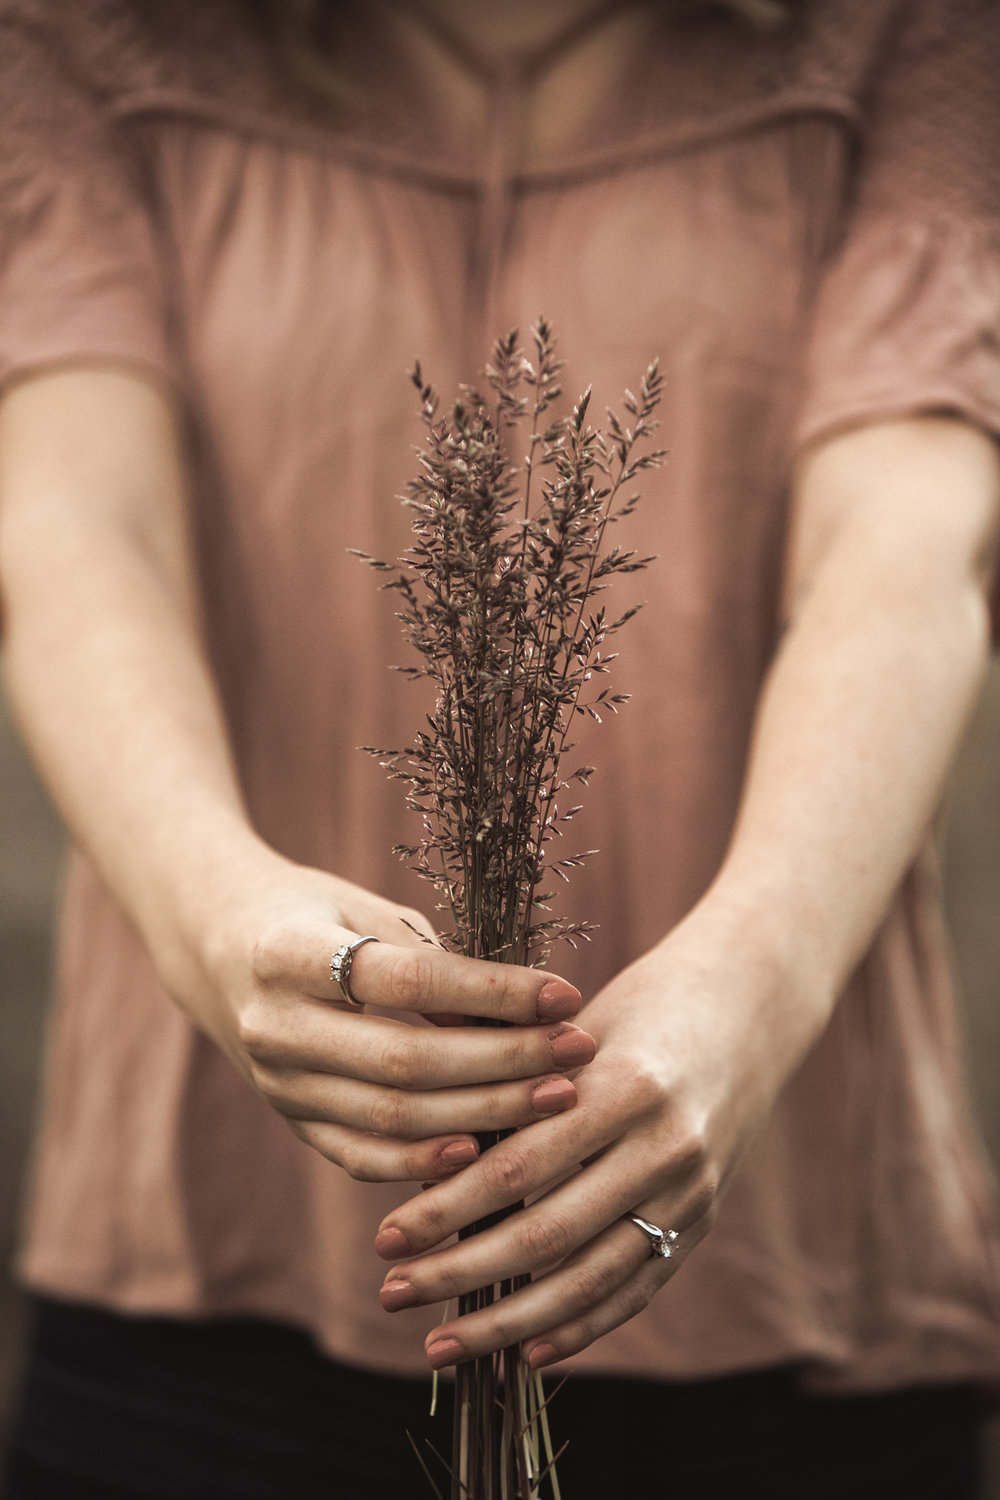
2,0,999,1392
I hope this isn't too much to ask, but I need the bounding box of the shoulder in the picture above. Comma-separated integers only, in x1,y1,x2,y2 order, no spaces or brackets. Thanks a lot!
622,1,903,155
0,0,375,155
0,0,279,113
735,0,997,108
770,0,1000,202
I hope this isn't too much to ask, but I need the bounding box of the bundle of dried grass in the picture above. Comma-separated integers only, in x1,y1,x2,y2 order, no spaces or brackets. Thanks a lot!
356,321,662,1498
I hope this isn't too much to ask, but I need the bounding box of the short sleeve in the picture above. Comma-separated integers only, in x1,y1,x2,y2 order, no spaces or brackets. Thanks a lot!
795,0,1000,451
0,17,176,393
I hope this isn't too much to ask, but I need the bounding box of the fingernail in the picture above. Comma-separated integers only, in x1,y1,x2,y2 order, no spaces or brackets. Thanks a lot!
525,1342,558,1370
440,1139,479,1168
549,1028,596,1069
532,1077,577,1114
536,980,581,1021
426,1336,464,1369
375,1226,411,1259
380,1279,419,1312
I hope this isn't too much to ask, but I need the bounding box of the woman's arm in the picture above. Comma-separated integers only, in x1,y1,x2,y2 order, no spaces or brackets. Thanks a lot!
372,415,1000,1367
0,368,591,1183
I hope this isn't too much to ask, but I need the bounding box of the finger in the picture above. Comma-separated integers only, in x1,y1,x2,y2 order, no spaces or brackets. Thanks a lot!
349,942,584,1024
520,1212,709,1368
244,1006,596,1088
256,926,582,1024
378,1141,660,1302
377,1123,713,1307
266,1069,582,1137
290,1117,481,1183
374,1102,620,1260
520,1245,693,1368
420,1222,659,1365
419,1220,700,1370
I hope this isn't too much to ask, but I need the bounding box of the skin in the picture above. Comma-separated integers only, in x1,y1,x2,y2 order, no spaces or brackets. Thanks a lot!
1,387,998,1370
391,0,657,166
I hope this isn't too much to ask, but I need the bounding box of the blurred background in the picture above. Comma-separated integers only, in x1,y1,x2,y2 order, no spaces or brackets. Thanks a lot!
1,666,999,1487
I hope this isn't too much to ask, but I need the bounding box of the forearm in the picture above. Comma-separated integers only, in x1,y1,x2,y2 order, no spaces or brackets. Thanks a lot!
705,417,1000,1023
0,372,274,989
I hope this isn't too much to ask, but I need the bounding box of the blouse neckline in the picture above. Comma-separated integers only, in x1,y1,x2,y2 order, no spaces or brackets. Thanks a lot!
91,0,863,201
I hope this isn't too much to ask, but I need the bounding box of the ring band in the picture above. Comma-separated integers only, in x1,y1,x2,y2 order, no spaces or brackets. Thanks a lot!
627,1214,679,1260
330,935,379,1007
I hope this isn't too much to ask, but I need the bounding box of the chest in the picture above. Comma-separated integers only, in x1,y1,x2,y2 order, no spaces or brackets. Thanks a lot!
146,111,848,443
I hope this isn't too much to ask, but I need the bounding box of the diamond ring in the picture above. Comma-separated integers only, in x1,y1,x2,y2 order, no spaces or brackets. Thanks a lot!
329,935,380,1008
627,1214,680,1260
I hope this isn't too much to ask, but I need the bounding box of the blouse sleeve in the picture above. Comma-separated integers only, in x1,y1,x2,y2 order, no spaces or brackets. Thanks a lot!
795,0,1000,451
0,16,176,393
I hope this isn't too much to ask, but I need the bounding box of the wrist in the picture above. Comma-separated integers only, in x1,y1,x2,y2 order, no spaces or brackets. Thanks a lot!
663,879,839,1055
140,814,294,1002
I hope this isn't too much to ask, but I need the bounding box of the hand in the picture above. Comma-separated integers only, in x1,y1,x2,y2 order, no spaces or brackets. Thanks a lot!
372,898,830,1366
177,849,593,1184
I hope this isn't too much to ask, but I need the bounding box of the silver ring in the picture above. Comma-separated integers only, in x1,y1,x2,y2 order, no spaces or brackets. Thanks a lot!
329,935,379,1007
627,1214,679,1260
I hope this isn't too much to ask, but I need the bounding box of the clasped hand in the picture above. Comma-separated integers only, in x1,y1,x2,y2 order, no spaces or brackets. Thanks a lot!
371,905,824,1371
199,862,594,1185
196,863,816,1371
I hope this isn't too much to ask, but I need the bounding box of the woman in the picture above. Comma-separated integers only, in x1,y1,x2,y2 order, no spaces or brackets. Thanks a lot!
1,0,999,1495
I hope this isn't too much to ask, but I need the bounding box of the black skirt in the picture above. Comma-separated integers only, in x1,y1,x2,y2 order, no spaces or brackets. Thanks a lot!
4,1297,984,1500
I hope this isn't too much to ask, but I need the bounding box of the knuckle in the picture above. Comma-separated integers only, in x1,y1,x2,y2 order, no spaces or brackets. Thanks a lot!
696,1197,720,1234
406,1193,453,1246
419,1262,463,1302
502,1032,533,1079
339,1143,380,1182
245,1056,281,1103
669,1120,711,1177
559,1313,600,1356
620,1276,656,1320
368,1088,412,1139
385,951,438,1011
250,921,301,985
486,1300,523,1349
684,1169,721,1224
480,1146,529,1201
236,998,278,1063
612,1057,668,1124
378,1033,430,1091
520,1213,573,1269
493,968,531,1024
568,1258,618,1309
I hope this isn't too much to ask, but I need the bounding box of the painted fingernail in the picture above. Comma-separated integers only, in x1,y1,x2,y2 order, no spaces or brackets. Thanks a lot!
440,1139,479,1168
549,1027,596,1069
536,980,581,1021
426,1336,464,1369
525,1342,558,1370
375,1226,411,1259
531,1077,577,1114
380,1279,419,1312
